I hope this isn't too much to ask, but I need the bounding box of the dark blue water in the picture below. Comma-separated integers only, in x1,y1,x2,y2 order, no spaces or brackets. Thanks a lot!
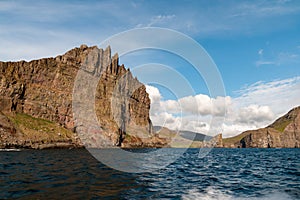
0,148,299,199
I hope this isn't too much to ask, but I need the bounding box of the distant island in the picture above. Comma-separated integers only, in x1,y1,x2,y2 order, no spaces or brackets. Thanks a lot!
0,45,299,149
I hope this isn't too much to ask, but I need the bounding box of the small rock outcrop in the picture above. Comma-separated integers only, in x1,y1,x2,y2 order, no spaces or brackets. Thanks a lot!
203,134,223,148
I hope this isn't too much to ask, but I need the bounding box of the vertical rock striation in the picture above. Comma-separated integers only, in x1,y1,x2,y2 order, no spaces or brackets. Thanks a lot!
0,45,163,148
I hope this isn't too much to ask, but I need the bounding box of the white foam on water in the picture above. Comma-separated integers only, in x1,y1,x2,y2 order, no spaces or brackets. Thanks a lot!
0,149,21,152
181,187,295,200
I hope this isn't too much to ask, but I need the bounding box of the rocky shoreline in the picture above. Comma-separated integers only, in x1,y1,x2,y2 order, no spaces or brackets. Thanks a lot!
1,103,299,150
0,45,299,149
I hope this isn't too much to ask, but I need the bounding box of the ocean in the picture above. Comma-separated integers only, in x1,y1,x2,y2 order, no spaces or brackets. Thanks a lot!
0,148,299,199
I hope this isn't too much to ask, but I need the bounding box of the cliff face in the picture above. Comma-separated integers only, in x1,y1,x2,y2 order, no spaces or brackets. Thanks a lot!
0,45,164,148
0,112,21,148
223,106,300,148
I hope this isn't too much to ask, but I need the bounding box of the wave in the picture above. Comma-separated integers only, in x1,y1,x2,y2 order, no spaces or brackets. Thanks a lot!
181,187,295,200
0,149,21,152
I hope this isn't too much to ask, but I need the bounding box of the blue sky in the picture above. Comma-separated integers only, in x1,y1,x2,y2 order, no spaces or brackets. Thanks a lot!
1,0,300,137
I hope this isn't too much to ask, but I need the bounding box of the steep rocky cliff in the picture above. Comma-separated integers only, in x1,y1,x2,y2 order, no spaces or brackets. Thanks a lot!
223,106,300,148
0,45,165,149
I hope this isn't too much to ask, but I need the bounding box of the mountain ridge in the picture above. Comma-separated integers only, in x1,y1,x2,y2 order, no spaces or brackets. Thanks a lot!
153,126,213,141
223,106,300,148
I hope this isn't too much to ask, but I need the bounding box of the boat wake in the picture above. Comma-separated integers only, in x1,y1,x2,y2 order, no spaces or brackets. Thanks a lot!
182,187,295,200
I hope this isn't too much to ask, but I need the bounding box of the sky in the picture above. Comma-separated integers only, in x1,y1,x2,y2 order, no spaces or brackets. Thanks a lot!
1,0,300,137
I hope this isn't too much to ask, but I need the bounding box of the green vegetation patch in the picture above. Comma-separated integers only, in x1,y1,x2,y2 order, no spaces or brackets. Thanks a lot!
124,133,132,142
12,113,52,130
222,131,251,144
271,119,292,132
8,113,74,143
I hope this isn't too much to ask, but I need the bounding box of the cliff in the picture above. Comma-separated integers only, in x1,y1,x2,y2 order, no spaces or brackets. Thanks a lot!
0,45,166,149
223,106,300,148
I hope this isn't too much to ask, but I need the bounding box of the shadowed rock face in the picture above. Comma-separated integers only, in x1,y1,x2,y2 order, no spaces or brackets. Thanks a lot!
0,45,164,148
223,106,300,148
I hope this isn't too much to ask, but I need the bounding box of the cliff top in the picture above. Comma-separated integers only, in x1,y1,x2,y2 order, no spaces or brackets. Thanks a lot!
268,106,300,132
223,106,300,144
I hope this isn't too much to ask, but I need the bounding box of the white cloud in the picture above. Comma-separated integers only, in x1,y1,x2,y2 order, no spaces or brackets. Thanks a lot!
1,1,299,61
146,85,161,103
0,1,16,11
237,105,274,124
0,26,94,61
146,15,176,27
235,77,300,115
255,60,277,66
0,1,140,61
146,88,232,117
278,52,300,63
147,76,300,138
221,123,258,138
231,1,300,18
178,95,232,117
255,49,300,67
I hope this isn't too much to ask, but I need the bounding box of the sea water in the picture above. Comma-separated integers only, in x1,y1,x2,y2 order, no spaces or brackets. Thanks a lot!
0,148,299,199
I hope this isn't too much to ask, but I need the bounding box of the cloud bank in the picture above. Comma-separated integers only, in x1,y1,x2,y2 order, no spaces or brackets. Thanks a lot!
146,76,300,138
